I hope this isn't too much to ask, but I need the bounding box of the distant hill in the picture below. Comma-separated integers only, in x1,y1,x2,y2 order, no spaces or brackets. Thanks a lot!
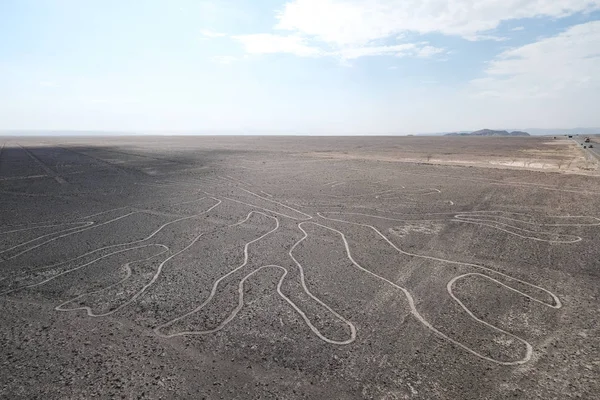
523,128,600,136
445,129,530,137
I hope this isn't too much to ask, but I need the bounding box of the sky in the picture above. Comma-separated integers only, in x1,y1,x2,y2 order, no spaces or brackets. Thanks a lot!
1,0,600,134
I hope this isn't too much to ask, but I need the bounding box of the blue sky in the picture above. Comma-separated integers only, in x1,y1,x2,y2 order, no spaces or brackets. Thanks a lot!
1,0,599,134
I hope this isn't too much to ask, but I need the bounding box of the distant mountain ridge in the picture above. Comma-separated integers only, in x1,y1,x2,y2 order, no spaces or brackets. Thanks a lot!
523,128,600,136
445,129,530,137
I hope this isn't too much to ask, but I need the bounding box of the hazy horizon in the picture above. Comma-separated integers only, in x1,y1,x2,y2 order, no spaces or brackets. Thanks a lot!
2,127,600,137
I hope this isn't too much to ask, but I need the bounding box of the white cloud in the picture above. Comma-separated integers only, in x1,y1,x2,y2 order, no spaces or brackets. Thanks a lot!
511,26,525,31
275,0,600,45
233,34,444,62
470,21,600,99
200,29,226,38
233,34,322,57
336,43,446,60
229,0,596,62
211,56,238,64
335,43,416,60
415,46,446,58
462,34,508,42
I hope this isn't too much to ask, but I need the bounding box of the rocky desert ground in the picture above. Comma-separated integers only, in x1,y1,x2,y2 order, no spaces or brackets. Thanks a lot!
1,136,599,399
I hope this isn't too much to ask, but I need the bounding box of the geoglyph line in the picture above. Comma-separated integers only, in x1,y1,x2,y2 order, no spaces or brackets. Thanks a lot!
80,206,131,220
0,221,92,236
378,188,441,199
155,211,356,345
222,197,310,221
386,169,600,196
318,212,562,310
288,223,358,344
218,188,313,221
62,206,223,317
0,198,222,291
1,165,585,367
320,211,592,244
154,211,281,336
238,188,313,220
305,219,555,365
0,210,125,229
454,212,600,227
0,193,213,231
452,218,582,243
10,244,169,296
322,187,440,200
382,209,600,225
220,174,253,188
0,222,95,256
0,174,49,181
0,212,138,262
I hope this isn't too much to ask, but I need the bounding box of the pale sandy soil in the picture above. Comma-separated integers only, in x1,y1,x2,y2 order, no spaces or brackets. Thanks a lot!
304,138,598,175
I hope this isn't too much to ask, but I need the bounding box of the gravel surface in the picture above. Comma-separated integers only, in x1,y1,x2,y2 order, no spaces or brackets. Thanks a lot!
1,136,599,399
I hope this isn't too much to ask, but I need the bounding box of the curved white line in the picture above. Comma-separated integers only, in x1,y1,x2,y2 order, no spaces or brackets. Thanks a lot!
222,197,312,221
317,212,562,309
0,222,95,255
454,212,600,227
321,211,587,244
1,198,222,293
451,219,581,244
446,273,543,359
79,206,131,220
52,198,222,315
155,214,355,344
383,169,600,195
305,219,541,365
1,212,138,262
323,187,440,200
238,188,313,220
55,244,170,316
157,264,356,344
286,224,357,344
0,206,131,229
0,221,92,236
7,244,169,294
154,211,281,336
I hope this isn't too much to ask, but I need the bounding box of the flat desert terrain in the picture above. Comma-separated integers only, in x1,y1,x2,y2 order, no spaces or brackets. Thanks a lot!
1,136,599,399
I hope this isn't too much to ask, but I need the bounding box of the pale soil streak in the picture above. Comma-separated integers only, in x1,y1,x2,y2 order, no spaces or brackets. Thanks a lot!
56,146,131,176
0,174,49,181
18,145,68,185
303,140,593,175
